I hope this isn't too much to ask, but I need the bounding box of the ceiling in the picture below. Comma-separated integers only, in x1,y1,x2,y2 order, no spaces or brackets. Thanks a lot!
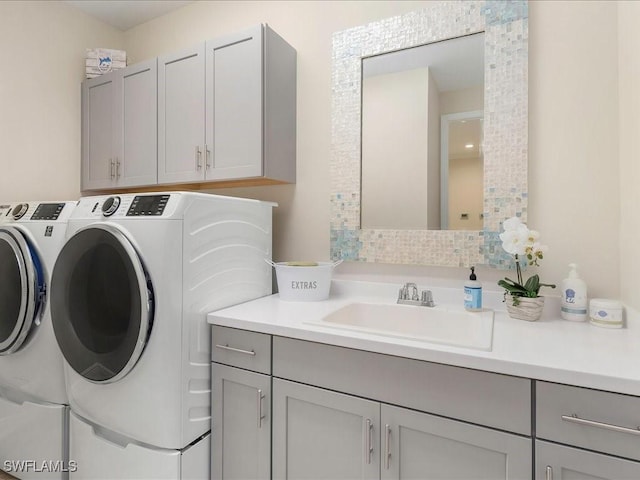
65,1,193,31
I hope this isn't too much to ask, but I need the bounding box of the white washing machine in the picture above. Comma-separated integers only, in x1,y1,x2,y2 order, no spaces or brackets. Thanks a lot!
0,201,76,480
50,192,274,479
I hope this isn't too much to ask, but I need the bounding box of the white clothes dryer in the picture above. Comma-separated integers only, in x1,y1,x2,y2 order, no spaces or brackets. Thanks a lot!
50,192,274,478
0,200,76,480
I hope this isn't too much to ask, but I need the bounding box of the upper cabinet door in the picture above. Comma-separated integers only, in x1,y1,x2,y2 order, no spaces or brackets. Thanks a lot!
205,25,263,181
116,59,158,188
82,74,117,190
158,44,206,184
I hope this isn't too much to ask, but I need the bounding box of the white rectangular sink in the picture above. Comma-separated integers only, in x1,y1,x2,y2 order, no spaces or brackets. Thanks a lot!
308,302,494,351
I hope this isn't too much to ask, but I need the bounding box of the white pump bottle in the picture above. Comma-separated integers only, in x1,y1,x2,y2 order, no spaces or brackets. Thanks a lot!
560,263,588,321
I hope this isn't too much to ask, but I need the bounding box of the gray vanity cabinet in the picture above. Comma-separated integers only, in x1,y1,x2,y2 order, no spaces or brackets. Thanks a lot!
211,326,533,480
158,24,296,186
272,378,380,480
81,59,158,190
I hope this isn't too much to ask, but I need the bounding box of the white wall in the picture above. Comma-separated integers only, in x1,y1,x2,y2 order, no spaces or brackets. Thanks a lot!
0,1,122,202
1,1,632,303
529,0,620,300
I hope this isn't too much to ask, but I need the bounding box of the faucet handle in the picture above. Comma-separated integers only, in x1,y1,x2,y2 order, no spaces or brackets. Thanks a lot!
404,282,419,301
421,290,434,307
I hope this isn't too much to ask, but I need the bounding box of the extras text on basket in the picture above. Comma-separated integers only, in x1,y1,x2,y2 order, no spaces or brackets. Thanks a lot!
291,281,318,290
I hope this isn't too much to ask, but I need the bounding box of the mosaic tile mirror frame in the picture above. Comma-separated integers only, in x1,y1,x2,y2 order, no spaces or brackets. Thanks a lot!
330,0,528,268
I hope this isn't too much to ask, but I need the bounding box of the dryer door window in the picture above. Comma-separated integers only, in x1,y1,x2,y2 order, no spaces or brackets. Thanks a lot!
0,228,44,354
51,224,154,383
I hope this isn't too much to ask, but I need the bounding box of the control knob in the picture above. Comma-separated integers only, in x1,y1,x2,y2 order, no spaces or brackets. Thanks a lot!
102,196,121,217
11,203,28,220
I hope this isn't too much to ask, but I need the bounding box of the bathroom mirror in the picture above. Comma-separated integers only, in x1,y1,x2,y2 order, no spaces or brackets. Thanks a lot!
330,0,528,268
361,32,485,231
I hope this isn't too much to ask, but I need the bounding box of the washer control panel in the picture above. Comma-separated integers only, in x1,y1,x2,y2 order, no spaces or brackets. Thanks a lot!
126,195,170,216
31,203,65,220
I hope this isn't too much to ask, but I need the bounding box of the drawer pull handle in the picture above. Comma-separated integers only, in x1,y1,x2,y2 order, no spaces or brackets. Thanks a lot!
214,344,256,356
561,414,640,436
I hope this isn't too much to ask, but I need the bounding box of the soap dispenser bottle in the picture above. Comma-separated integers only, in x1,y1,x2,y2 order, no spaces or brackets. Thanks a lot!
464,266,482,312
561,263,588,321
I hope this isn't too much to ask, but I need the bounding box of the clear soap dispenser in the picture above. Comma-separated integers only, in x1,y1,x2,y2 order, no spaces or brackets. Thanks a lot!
561,263,588,321
464,266,482,312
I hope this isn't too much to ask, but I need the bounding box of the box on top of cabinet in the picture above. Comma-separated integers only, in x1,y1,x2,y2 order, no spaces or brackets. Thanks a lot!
85,48,127,79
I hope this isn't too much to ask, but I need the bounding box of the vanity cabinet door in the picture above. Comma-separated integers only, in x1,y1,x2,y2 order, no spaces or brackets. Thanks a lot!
536,440,640,480
158,43,206,184
212,364,271,480
381,404,531,480
272,378,380,480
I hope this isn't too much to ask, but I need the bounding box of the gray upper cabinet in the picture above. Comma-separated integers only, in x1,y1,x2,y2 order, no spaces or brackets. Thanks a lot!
83,24,295,192
81,59,158,190
157,44,206,184
158,24,296,186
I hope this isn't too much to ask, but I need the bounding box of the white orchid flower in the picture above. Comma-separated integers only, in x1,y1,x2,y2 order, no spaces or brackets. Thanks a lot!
499,227,529,256
502,216,523,232
527,230,540,244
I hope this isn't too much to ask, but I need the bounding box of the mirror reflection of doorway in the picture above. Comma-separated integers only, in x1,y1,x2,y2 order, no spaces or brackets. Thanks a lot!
440,111,484,230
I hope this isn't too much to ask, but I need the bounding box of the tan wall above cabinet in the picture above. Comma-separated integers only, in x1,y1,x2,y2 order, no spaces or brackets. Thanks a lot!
81,24,296,194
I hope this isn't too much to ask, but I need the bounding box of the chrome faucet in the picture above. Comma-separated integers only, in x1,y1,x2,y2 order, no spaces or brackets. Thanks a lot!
397,282,435,307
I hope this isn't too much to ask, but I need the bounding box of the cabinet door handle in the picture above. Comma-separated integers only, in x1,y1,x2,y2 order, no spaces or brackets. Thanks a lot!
561,414,640,436
109,158,115,179
115,158,120,178
205,144,211,169
384,424,391,470
545,466,553,480
214,344,256,356
195,146,202,170
257,389,265,428
365,419,373,464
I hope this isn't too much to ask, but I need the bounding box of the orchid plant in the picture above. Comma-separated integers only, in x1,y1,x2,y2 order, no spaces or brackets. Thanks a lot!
498,217,555,305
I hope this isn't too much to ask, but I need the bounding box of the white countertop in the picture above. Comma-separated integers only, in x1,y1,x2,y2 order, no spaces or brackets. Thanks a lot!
207,280,640,396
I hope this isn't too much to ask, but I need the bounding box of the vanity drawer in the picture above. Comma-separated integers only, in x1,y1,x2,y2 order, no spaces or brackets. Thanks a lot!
537,381,640,461
211,326,271,374
273,337,531,435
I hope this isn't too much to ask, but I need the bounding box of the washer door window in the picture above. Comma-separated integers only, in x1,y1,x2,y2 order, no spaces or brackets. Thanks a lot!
51,224,153,383
0,228,45,354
